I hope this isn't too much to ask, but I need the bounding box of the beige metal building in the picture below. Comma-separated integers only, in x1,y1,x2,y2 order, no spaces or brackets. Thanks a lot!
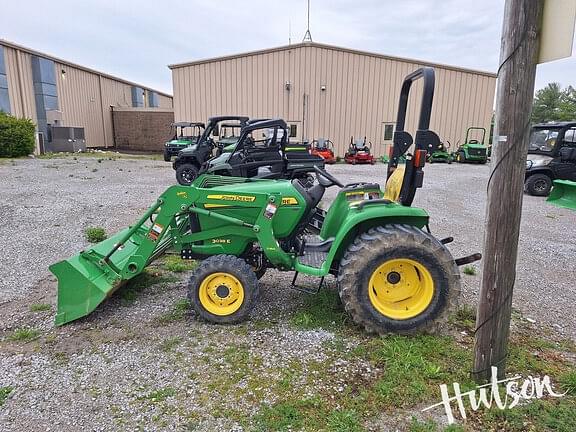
0,39,173,149
170,42,496,157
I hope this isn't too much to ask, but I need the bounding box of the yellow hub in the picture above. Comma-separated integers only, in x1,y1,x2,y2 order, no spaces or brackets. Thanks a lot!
199,272,244,316
368,258,434,320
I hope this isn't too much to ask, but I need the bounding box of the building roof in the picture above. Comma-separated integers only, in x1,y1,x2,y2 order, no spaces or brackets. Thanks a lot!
168,41,496,78
0,39,172,98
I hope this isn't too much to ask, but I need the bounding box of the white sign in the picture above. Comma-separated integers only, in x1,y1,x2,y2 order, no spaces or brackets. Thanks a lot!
538,0,576,63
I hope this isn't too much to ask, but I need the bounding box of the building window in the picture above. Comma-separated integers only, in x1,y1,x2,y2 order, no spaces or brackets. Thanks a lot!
0,46,10,113
148,91,159,108
289,124,298,138
131,86,144,107
384,123,394,141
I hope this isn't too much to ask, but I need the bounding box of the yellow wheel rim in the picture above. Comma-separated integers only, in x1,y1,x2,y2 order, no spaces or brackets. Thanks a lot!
199,272,244,316
368,258,434,320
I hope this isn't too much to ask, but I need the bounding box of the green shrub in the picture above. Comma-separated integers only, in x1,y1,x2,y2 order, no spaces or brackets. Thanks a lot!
84,227,107,243
0,112,35,158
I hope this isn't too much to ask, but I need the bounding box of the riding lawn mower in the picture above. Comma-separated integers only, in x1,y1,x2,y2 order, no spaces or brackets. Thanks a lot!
311,138,336,164
345,137,375,164
49,67,480,334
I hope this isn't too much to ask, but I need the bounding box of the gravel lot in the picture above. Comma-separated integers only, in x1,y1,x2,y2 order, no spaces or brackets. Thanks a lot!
0,154,575,430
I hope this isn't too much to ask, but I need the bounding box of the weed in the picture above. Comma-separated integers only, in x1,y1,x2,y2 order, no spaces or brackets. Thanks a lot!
8,328,40,342
326,409,363,432
84,226,107,243
0,387,13,406
138,387,176,403
560,370,576,395
463,265,477,276
254,402,304,431
163,255,197,273
29,303,51,312
157,299,190,324
408,417,437,432
159,336,183,352
291,289,346,331
449,304,476,331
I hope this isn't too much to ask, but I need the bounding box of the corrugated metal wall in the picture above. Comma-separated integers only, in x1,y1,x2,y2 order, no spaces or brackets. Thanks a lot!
1,40,173,149
171,44,496,157
3,46,36,122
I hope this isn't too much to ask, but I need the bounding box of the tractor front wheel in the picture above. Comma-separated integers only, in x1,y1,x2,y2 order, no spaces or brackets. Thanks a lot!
163,149,171,162
338,225,460,334
188,255,259,324
176,163,199,186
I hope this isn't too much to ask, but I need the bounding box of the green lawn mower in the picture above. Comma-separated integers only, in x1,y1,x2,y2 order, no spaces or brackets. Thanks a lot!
453,127,488,163
163,122,205,162
427,140,453,163
50,67,480,335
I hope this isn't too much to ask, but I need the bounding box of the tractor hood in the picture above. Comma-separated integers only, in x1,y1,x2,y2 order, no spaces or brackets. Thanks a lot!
206,152,230,170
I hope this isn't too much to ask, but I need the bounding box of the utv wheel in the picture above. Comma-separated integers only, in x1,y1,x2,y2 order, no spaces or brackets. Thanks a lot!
163,150,171,162
188,255,259,324
456,152,465,163
175,163,199,186
525,174,552,196
338,225,460,335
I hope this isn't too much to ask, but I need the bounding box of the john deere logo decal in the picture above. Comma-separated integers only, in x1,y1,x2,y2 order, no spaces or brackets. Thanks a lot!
207,194,256,202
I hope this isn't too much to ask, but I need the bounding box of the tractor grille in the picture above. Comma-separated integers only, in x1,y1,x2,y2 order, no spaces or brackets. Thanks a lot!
468,148,486,157
198,176,249,188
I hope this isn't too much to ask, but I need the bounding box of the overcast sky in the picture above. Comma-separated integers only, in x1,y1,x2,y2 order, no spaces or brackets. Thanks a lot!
1,0,575,95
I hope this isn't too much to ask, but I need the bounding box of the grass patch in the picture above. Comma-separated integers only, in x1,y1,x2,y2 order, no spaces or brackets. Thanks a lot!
560,370,576,395
162,255,197,273
84,226,107,243
408,417,438,432
8,327,41,342
463,265,477,276
290,289,346,331
0,387,13,406
449,304,476,331
29,303,51,312
137,387,176,403
159,336,183,352
254,398,325,432
326,409,363,432
157,299,190,324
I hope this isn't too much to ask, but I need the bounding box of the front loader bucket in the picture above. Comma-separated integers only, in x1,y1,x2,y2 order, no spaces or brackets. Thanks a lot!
49,228,140,326
547,180,576,210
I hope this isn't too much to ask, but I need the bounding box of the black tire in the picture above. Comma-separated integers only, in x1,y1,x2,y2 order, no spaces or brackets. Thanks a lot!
338,224,460,335
163,149,171,162
525,173,552,196
175,163,199,186
457,151,465,163
187,255,259,324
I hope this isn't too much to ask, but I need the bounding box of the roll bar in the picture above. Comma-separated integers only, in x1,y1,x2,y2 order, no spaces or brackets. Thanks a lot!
387,67,441,206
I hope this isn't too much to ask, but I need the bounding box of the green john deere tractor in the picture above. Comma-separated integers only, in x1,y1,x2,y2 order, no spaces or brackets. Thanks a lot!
49,68,480,334
453,127,488,163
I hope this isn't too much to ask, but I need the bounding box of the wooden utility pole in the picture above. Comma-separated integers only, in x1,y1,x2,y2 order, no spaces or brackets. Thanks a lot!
473,0,544,382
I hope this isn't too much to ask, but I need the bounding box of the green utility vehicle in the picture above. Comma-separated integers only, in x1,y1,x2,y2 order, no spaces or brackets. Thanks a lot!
453,127,488,163
163,122,205,162
50,68,480,334
173,116,249,185
217,123,244,154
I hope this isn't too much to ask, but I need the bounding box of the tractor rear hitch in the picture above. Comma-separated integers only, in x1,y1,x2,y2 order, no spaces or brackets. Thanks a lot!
455,253,482,266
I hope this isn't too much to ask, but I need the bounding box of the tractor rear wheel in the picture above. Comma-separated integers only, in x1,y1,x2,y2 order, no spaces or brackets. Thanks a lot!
338,225,460,334
176,163,199,186
188,255,259,324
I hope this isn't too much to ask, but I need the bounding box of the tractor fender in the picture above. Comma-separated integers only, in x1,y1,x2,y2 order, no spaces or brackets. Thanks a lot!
323,204,430,271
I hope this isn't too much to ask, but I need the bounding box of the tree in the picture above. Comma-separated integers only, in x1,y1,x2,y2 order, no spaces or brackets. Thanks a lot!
531,83,576,123
531,82,562,122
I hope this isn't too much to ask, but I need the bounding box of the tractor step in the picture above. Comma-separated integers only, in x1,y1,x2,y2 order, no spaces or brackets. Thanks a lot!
298,250,328,268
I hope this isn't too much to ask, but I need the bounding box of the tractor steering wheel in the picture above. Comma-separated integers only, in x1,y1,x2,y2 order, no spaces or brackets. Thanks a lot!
314,166,344,188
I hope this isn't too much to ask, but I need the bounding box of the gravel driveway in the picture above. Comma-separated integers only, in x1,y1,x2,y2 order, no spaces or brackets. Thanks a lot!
0,154,574,430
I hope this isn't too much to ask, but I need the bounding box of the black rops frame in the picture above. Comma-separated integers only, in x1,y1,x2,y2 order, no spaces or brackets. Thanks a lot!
387,67,441,206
